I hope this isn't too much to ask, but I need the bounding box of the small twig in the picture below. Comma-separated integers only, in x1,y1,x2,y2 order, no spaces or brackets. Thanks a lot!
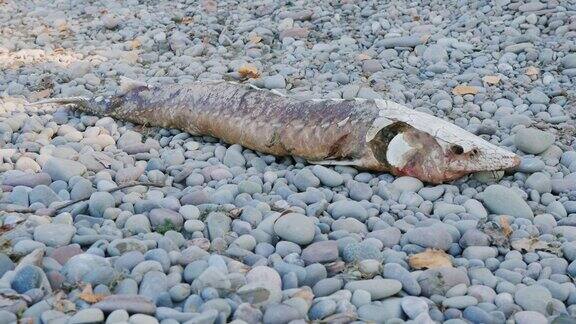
0,182,165,217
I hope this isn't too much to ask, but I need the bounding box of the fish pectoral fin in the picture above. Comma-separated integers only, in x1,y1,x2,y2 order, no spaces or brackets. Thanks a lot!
119,76,150,95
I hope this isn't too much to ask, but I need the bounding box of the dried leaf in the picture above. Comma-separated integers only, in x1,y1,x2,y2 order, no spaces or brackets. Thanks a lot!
201,0,217,12
500,217,512,238
356,53,372,61
79,284,106,304
180,16,193,25
409,249,452,269
130,39,141,49
292,288,314,302
526,66,539,76
482,75,501,85
52,291,76,313
511,238,552,253
452,85,479,96
238,65,261,79
0,224,15,234
228,208,243,219
30,89,52,100
249,35,262,44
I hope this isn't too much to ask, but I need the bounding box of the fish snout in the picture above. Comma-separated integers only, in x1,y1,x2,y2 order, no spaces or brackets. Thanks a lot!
445,145,520,178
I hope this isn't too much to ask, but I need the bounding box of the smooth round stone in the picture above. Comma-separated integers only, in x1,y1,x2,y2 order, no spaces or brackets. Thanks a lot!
352,289,372,307
344,279,402,300
205,212,232,240
462,305,493,324
114,251,145,272
184,219,205,233
11,265,44,293
332,218,367,233
514,128,555,154
418,268,470,297
518,157,545,173
0,253,15,277
93,295,156,315
301,240,338,264
405,225,453,250
311,165,343,187
89,192,116,218
358,298,403,322
139,271,168,302
107,238,148,256
70,178,95,200
149,208,184,230
514,311,547,324
309,299,337,320
392,177,424,192
514,285,552,313
273,213,315,245
347,180,373,201
33,224,75,247
169,284,191,302
106,309,129,323
43,157,87,181
367,227,401,248
442,296,478,309
246,266,282,291
525,172,552,193
68,308,104,324
383,263,421,296
262,74,286,89
292,169,320,191
0,310,17,324
124,214,152,234
342,240,382,262
29,185,60,206
263,304,300,324
358,259,381,276
462,246,498,260
401,296,428,319
482,185,534,220
238,180,262,194
313,278,343,297
62,254,115,286
179,205,200,220
233,303,262,323
329,200,368,221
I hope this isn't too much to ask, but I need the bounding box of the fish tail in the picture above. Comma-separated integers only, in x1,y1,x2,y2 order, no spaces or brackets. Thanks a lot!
28,96,110,116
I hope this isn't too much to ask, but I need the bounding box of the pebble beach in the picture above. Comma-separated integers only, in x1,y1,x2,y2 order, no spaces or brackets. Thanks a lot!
1,0,576,323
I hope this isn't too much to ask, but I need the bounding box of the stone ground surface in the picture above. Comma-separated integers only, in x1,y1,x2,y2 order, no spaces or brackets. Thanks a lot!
1,0,576,323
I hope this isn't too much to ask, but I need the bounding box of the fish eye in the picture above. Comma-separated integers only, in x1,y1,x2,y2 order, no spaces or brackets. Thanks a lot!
451,145,464,155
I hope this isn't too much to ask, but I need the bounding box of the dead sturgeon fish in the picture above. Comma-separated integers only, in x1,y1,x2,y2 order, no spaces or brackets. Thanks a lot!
35,80,519,183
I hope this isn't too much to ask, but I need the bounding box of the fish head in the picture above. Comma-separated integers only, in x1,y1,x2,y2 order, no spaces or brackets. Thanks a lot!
365,100,520,183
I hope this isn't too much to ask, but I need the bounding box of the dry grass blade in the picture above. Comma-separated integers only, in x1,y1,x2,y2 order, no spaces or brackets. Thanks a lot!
452,85,479,95
238,65,260,79
409,249,452,269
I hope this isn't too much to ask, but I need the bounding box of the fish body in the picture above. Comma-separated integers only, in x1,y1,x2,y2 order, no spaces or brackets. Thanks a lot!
34,81,519,183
